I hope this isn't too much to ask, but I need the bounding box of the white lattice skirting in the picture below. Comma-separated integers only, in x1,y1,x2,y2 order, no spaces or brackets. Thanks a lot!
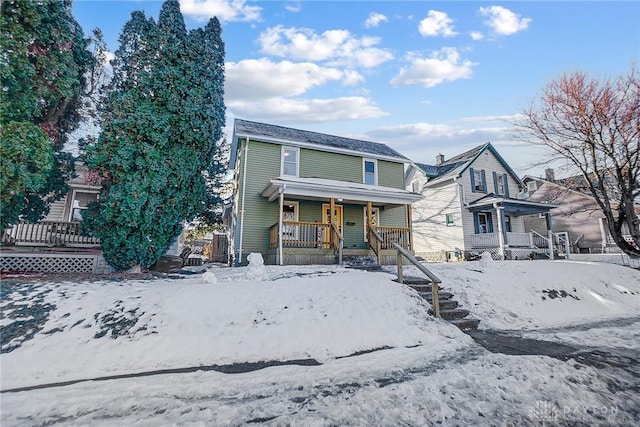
0,253,99,273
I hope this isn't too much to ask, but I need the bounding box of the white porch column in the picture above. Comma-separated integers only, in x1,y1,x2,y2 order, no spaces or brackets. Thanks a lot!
494,203,505,260
598,217,608,252
278,190,284,266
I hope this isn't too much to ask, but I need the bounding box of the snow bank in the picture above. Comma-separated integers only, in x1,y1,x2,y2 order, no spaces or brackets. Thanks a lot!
1,267,468,389
394,259,640,330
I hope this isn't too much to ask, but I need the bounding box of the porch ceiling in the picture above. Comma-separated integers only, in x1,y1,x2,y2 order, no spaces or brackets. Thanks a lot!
468,196,556,216
261,176,423,206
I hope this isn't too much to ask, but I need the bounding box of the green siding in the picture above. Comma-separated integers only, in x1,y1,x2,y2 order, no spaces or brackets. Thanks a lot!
381,206,408,228
235,140,281,262
378,160,404,189
233,136,409,264
299,148,361,182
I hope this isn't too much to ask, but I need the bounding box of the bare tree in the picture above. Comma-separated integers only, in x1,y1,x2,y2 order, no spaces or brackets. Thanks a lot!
517,66,639,258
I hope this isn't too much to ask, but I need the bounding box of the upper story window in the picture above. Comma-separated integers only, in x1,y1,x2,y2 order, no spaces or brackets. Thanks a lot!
470,168,486,193
412,180,421,193
281,146,299,177
496,174,505,195
363,158,377,185
527,180,538,192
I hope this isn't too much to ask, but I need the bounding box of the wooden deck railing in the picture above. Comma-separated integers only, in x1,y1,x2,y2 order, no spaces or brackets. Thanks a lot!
1,221,100,246
269,221,332,249
372,226,411,250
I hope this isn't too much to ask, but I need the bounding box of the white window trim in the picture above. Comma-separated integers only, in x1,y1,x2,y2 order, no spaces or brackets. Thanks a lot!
474,170,484,192
68,189,99,222
363,206,380,242
282,201,300,240
445,213,455,226
281,146,300,177
363,158,378,185
497,174,505,195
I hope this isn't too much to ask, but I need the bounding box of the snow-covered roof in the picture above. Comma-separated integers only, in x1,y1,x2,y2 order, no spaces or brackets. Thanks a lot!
230,119,409,168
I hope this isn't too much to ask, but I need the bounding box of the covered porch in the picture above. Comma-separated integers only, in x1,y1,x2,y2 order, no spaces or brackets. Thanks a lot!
261,177,422,265
467,196,560,260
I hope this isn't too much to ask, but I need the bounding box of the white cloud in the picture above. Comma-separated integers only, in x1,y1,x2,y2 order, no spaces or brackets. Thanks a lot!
418,10,457,37
365,121,516,163
228,97,387,123
180,0,261,22
478,6,531,36
225,58,361,100
258,26,393,68
284,2,301,13
365,12,388,28
470,31,484,41
390,47,476,88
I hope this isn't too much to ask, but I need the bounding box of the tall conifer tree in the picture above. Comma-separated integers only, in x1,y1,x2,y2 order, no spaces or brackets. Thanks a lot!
85,0,226,270
0,0,93,229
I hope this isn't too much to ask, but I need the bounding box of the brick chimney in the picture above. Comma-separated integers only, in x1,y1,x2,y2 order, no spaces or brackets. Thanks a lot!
545,168,555,182
436,153,445,166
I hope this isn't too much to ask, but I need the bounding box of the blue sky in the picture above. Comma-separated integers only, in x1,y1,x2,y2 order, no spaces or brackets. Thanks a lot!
72,0,640,176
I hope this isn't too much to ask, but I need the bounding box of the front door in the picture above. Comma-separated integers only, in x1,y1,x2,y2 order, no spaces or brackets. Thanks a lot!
322,204,343,245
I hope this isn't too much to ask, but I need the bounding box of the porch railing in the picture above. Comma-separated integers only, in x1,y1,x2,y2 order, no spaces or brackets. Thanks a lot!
269,221,332,249
373,226,411,250
1,221,100,247
470,233,500,248
505,232,533,247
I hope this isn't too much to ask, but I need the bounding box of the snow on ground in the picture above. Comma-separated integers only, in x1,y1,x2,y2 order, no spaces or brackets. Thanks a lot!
1,258,639,425
386,257,640,332
1,267,469,390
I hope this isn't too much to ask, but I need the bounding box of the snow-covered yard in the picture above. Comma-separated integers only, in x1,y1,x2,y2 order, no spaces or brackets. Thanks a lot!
1,257,639,425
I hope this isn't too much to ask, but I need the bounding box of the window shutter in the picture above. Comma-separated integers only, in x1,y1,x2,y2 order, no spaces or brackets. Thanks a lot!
481,170,487,193
493,171,498,194
487,214,494,232
470,168,476,193
473,212,479,234
503,173,510,197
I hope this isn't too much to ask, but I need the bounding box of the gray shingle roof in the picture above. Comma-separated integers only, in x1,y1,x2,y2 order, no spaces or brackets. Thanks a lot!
415,143,489,181
234,119,409,161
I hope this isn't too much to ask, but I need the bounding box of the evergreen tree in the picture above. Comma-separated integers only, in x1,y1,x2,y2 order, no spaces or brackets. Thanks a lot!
85,0,227,270
0,0,94,229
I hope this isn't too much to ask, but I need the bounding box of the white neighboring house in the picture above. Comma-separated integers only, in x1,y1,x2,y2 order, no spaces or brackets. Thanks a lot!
407,142,556,261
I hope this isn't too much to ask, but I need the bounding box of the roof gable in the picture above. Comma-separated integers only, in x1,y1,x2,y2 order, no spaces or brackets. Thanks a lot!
417,142,522,187
231,119,408,168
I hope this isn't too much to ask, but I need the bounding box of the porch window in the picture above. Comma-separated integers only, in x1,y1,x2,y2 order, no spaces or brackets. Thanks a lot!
282,201,299,240
281,146,299,177
363,206,380,241
474,212,493,234
363,158,377,185
445,213,455,226
70,191,99,221
504,215,512,232
470,168,486,193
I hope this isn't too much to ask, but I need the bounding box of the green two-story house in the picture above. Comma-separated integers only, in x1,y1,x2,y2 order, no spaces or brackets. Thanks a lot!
225,119,422,266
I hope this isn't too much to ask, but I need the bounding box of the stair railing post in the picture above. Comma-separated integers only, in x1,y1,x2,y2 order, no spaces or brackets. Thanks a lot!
396,250,403,284
432,281,440,318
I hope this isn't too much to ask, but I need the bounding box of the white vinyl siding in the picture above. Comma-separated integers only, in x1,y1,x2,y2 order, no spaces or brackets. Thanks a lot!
411,180,464,253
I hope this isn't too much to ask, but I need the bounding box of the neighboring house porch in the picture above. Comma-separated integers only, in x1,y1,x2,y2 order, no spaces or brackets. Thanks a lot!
466,195,560,260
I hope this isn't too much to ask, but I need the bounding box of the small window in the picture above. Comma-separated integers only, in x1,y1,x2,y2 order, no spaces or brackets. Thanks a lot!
504,215,512,232
281,146,299,177
363,158,377,185
70,191,99,221
412,180,420,193
445,213,455,226
474,170,484,192
527,181,538,192
496,174,505,195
